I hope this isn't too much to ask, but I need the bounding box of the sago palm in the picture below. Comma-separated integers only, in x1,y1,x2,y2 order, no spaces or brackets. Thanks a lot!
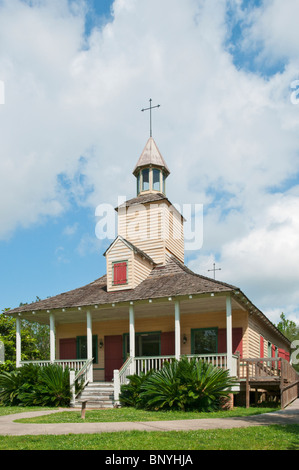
140,357,237,411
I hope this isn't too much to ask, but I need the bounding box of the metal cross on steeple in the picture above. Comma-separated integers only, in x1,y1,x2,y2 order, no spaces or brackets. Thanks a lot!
141,99,161,137
208,263,222,280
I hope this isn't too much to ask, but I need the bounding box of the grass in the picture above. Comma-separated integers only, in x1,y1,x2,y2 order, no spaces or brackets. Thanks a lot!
0,426,298,450
0,406,53,416
14,405,280,424
1,404,298,450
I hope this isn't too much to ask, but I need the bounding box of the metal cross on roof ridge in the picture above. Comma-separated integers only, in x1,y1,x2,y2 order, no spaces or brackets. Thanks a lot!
141,98,161,138
208,263,222,280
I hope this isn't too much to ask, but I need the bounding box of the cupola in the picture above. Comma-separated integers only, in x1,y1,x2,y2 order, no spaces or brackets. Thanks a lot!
133,137,170,196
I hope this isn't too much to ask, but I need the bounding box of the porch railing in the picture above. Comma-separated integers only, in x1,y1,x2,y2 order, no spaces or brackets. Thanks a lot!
20,359,89,372
113,353,239,404
19,359,93,406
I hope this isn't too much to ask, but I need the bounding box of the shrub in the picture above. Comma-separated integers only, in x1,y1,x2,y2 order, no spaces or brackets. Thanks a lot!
119,371,152,408
120,357,237,412
0,364,71,407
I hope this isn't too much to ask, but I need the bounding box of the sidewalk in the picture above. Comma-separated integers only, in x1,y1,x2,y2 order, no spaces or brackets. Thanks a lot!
0,399,298,436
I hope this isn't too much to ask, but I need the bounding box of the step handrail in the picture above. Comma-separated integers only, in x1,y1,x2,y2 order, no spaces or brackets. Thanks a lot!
69,358,93,405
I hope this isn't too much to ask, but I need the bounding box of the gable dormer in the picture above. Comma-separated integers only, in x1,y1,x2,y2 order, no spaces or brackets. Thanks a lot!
104,236,155,292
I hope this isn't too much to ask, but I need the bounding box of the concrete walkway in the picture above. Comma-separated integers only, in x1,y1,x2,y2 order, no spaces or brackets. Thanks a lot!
0,399,298,436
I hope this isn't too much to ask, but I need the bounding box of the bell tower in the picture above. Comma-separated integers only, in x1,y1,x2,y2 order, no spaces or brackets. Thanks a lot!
133,137,170,196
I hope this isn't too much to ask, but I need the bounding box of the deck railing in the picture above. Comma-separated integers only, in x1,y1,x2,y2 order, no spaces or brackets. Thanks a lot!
239,357,299,409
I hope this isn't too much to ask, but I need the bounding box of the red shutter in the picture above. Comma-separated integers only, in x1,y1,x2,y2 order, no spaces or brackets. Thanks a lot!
161,332,175,356
278,348,285,359
233,328,243,358
59,338,77,360
113,262,127,285
217,328,243,358
260,336,264,358
218,329,226,354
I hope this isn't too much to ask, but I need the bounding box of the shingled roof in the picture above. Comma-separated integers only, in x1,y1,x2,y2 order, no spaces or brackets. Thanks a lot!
7,256,236,315
133,137,170,176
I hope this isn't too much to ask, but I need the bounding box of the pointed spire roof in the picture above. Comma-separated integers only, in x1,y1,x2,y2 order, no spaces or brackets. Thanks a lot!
133,137,170,176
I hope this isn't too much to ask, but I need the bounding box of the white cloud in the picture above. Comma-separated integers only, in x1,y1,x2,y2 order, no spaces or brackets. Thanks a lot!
1,0,299,323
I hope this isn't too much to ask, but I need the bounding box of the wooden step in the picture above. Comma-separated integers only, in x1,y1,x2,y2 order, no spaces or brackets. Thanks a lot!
74,382,115,409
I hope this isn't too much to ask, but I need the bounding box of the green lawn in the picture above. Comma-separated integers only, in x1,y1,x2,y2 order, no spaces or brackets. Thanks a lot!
1,405,298,450
0,426,298,450
14,405,280,424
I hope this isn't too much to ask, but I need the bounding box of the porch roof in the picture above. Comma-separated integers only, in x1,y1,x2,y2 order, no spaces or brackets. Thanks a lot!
7,256,235,315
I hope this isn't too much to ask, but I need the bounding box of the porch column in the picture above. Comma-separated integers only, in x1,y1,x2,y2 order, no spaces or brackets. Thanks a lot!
49,313,56,363
16,317,21,368
86,310,93,382
226,295,233,374
129,304,135,374
175,301,181,360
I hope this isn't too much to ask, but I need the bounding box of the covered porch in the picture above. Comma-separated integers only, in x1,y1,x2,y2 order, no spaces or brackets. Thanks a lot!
14,292,245,404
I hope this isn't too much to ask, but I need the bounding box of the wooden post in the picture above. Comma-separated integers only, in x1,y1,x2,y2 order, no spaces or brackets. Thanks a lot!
81,400,88,419
86,310,93,383
114,369,121,404
129,304,135,375
69,370,76,407
16,317,21,368
246,361,250,409
175,301,181,361
226,296,233,375
49,313,55,363
280,358,285,409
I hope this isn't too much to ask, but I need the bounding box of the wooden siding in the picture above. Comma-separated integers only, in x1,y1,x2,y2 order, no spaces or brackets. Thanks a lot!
105,237,154,292
106,239,133,292
117,201,184,264
133,252,153,288
248,315,290,358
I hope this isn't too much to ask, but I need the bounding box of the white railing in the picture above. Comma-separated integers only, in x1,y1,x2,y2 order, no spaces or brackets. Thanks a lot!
70,358,94,405
19,359,93,406
135,355,176,375
20,359,89,372
113,356,134,404
113,353,239,404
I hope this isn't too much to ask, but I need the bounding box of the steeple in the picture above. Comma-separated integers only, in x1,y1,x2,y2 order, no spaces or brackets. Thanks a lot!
133,137,170,196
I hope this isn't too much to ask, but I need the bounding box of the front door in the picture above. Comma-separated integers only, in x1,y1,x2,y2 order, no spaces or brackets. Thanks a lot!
104,335,123,382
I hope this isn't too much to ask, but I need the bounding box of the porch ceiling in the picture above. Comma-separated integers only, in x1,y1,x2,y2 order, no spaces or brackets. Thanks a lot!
11,294,244,326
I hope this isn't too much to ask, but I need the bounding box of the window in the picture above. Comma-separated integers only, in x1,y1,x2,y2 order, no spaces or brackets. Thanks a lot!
76,335,98,363
113,261,127,286
124,332,161,358
153,169,161,191
191,328,218,354
142,169,149,191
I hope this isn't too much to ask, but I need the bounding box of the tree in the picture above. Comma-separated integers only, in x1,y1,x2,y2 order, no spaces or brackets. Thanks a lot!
0,309,49,372
276,313,299,340
276,313,299,372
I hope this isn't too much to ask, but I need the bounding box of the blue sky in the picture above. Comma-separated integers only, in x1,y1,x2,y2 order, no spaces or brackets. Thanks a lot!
1,0,299,325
